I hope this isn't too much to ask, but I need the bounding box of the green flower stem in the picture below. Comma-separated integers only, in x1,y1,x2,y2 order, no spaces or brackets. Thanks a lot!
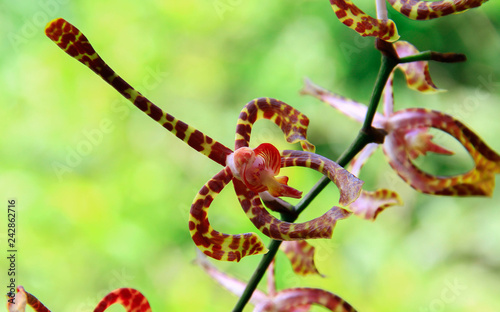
231,53,398,312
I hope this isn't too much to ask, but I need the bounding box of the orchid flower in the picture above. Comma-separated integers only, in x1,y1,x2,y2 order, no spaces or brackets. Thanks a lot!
329,0,488,41
302,40,500,196
45,18,363,262
196,253,357,312
6,286,151,312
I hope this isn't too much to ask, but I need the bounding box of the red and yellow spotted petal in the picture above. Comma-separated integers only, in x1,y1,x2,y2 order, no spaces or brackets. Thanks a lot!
395,41,443,93
350,189,403,221
404,128,455,159
235,98,315,152
385,108,500,195
94,288,151,312
189,167,268,262
329,0,399,42
254,288,358,312
234,179,351,241
45,18,232,166
281,150,364,206
7,286,49,312
387,0,488,20
301,78,386,128
195,251,268,305
281,241,323,276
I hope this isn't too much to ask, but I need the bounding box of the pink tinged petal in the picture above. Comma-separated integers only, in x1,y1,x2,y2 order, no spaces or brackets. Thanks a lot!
93,288,152,312
382,74,395,118
228,143,302,199
7,286,50,312
386,0,488,20
329,0,400,42
267,260,277,297
404,128,454,159
302,78,386,128
350,189,403,221
234,178,351,241
394,41,444,93
281,241,323,277
385,108,500,196
281,150,364,206
254,288,358,312
189,167,268,262
196,251,268,305
235,98,315,152
348,143,380,177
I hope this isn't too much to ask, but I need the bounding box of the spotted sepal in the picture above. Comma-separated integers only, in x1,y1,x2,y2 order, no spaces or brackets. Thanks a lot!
281,241,323,277
234,178,351,241
386,0,488,20
254,288,358,312
7,286,49,312
281,150,364,206
329,0,400,42
395,41,443,93
93,288,151,312
45,18,232,166
385,108,500,195
347,144,403,221
235,97,315,152
189,167,268,262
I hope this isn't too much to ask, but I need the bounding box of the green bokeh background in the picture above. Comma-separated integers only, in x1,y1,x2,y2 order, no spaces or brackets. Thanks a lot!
2,0,500,311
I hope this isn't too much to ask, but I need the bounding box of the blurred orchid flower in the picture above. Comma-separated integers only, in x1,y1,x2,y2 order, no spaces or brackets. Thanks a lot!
302,41,500,196
46,18,363,262
6,286,151,312
196,253,357,312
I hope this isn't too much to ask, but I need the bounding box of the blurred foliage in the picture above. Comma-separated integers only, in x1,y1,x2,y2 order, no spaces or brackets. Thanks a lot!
1,0,500,311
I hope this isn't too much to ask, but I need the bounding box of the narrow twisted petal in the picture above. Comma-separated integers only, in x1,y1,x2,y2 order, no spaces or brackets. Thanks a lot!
254,288,358,312
7,286,49,312
347,144,403,220
395,41,444,93
45,18,232,166
329,0,399,42
93,288,152,312
234,178,351,240
302,78,386,128
195,251,268,305
281,241,323,276
190,167,268,261
385,108,500,195
235,97,315,152
386,0,488,20
281,150,363,206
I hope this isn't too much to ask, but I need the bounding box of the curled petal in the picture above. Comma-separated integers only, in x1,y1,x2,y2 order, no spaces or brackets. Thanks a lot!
350,189,403,221
234,179,351,241
387,0,488,20
45,18,232,166
254,288,358,312
195,251,268,305
7,286,49,312
385,108,500,195
302,78,386,128
235,97,315,152
329,0,399,42
281,241,323,277
189,167,268,262
94,288,151,312
281,150,364,206
395,41,443,93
